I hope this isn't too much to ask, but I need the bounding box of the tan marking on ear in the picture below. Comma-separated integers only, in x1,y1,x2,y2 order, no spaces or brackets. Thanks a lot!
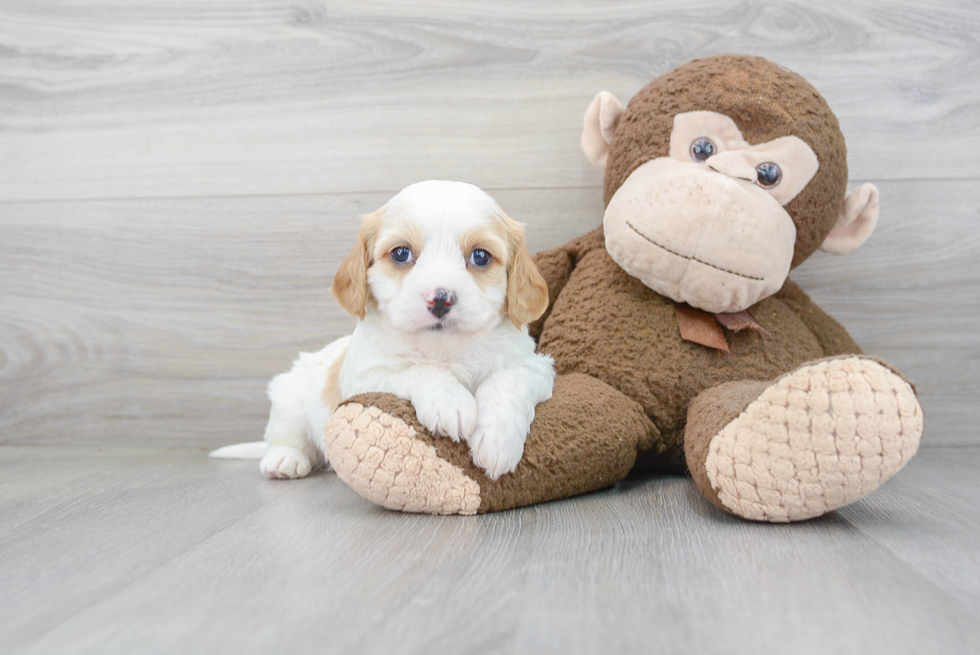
321,347,348,412
331,208,384,319
499,211,548,327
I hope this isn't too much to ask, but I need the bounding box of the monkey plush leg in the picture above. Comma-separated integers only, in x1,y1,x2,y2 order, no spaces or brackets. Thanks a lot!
323,374,658,514
684,355,923,522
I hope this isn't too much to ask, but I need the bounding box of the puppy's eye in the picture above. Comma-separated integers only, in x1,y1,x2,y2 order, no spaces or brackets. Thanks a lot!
469,249,492,268
756,162,782,188
390,247,414,265
690,137,716,162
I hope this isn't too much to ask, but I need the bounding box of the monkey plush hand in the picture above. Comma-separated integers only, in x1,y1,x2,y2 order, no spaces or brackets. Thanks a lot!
323,55,923,521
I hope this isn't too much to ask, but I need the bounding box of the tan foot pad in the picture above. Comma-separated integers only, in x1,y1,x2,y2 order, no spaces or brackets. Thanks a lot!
704,357,923,522
324,403,481,515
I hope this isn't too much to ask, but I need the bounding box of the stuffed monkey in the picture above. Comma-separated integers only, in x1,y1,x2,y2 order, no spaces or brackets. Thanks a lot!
324,55,923,521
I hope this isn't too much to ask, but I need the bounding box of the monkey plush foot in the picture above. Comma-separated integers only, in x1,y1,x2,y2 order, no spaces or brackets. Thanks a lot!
685,356,923,522
323,374,657,514
324,400,482,515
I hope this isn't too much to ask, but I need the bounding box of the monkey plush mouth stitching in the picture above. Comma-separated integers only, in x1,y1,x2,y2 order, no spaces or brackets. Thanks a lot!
625,220,765,281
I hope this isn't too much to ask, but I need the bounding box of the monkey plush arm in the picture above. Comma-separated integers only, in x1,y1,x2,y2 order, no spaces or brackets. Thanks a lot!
775,279,863,356
528,227,605,340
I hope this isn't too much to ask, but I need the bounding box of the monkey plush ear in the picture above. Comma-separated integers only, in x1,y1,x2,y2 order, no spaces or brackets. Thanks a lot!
820,183,880,255
581,91,625,170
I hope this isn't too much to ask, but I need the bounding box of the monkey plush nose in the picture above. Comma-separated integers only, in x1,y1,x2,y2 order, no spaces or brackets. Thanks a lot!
427,288,456,319
706,151,757,182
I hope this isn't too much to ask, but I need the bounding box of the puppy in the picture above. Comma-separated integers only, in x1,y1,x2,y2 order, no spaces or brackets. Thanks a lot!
211,180,555,480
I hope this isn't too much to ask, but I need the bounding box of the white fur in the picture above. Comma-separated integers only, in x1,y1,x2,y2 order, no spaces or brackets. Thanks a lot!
211,181,555,481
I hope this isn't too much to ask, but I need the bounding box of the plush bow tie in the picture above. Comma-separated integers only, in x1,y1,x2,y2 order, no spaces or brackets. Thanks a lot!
673,302,770,352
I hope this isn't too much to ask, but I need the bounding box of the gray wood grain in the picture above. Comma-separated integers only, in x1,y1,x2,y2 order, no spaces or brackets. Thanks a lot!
2,445,978,654
838,448,980,608
1,0,979,201
1,180,977,446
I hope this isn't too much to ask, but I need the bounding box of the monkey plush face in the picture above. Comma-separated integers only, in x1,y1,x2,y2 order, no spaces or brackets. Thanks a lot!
582,55,880,314
603,111,819,313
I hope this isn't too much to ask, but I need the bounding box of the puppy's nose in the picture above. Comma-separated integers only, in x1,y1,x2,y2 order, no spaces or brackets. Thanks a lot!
427,288,456,319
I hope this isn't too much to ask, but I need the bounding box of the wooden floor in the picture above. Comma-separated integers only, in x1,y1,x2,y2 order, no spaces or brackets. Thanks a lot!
2,1,980,653
2,446,978,654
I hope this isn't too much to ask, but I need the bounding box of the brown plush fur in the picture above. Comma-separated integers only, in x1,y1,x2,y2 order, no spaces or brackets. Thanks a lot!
534,226,852,472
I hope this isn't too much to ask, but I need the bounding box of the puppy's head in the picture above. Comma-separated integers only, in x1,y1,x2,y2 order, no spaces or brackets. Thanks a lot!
331,180,548,334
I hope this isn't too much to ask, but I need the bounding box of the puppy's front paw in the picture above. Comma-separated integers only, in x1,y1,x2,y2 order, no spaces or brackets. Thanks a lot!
260,445,312,480
413,385,478,442
468,409,529,480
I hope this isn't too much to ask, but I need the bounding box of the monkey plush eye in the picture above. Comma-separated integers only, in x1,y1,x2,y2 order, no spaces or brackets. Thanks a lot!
690,138,716,162
390,246,414,265
469,249,492,268
756,162,782,188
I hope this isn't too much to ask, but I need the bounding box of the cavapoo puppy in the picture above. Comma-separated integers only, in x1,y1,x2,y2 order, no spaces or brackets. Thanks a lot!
212,180,555,480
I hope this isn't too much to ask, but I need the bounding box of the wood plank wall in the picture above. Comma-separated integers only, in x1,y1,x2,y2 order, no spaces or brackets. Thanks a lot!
1,1,977,446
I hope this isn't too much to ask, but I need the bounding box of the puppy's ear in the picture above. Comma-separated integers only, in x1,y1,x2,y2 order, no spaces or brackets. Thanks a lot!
331,208,383,319
500,212,549,327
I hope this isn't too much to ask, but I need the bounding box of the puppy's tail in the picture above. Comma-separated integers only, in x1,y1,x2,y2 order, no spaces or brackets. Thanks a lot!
209,441,268,459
